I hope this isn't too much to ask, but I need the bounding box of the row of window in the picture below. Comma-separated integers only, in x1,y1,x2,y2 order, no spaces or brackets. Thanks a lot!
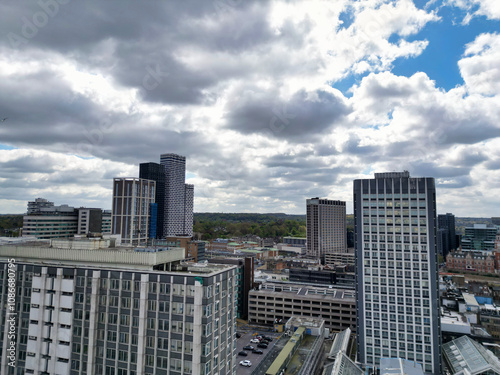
363,200,426,207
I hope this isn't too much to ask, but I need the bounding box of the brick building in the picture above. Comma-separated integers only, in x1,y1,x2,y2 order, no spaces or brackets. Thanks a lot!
446,251,495,274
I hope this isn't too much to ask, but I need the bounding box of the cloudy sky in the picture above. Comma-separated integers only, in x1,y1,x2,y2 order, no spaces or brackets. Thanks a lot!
1,0,499,216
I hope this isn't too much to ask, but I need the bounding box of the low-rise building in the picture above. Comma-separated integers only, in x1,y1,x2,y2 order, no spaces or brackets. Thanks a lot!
443,335,500,375
479,305,500,339
446,251,495,274
324,252,355,267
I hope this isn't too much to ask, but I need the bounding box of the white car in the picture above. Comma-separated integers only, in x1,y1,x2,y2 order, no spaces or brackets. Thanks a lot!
250,338,260,343
240,360,252,367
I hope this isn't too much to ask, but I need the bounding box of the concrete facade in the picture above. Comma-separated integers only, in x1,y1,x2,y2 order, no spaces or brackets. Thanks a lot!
353,172,441,374
0,243,238,375
111,178,156,245
248,283,355,332
160,153,194,237
306,198,347,263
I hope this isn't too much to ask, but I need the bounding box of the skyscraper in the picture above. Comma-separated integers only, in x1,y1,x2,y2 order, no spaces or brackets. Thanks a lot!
437,213,456,257
306,198,347,263
160,153,194,237
111,177,156,245
139,162,165,238
353,171,441,374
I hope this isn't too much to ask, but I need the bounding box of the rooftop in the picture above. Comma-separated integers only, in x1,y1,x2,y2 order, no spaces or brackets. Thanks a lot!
380,358,424,375
253,283,355,301
328,328,351,359
323,353,363,375
0,242,185,270
443,335,500,375
463,293,480,307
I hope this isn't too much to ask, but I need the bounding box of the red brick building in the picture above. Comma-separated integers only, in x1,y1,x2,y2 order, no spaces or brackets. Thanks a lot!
446,250,495,274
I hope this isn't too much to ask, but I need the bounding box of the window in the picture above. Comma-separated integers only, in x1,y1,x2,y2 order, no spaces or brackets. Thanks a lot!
107,331,116,342
148,318,155,330
118,350,128,362
120,314,130,326
119,332,129,343
121,280,130,291
121,297,130,308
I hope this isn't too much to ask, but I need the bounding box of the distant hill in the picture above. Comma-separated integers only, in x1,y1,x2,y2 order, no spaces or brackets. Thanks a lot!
454,217,493,235
194,212,306,222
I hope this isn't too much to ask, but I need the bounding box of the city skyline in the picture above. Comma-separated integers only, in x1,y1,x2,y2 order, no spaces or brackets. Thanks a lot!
0,1,500,216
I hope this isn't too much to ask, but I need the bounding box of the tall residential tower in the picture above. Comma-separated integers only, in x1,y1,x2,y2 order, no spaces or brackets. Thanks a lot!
306,198,347,263
111,177,156,245
353,171,441,374
160,153,194,237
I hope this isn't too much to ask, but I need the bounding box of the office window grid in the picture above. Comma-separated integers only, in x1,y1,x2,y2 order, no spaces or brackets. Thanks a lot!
355,176,440,375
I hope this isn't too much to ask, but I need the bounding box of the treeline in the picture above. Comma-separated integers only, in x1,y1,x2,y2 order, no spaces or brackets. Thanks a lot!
194,212,306,222
0,215,23,237
193,213,306,240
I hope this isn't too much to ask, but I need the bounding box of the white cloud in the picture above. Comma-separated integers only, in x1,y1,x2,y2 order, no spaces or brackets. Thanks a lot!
0,1,498,217
446,0,500,23
459,33,500,96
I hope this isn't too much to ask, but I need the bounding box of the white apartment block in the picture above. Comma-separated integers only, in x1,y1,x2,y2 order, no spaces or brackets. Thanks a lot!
353,172,441,374
0,242,238,375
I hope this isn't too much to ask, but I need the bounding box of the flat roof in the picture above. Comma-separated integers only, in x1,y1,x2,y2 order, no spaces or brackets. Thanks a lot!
252,283,355,301
0,243,185,270
463,293,480,307
380,358,424,375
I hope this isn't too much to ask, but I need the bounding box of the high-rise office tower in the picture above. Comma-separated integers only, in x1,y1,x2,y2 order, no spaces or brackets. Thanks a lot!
306,198,347,263
353,171,441,374
111,177,156,245
437,213,456,257
139,162,166,238
160,153,194,237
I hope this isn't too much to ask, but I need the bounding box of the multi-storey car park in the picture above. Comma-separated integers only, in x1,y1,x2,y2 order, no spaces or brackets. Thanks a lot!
248,283,356,333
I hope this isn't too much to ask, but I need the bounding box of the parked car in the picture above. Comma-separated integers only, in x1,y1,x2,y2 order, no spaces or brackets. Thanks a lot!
238,351,248,356
252,349,264,354
257,343,268,349
250,339,260,343
243,345,254,350
262,336,273,342
240,360,252,367
236,333,241,338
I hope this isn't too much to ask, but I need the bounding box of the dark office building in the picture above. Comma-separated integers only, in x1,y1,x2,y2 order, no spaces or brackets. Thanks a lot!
438,213,457,256
139,162,165,238
437,228,449,258
288,268,355,288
